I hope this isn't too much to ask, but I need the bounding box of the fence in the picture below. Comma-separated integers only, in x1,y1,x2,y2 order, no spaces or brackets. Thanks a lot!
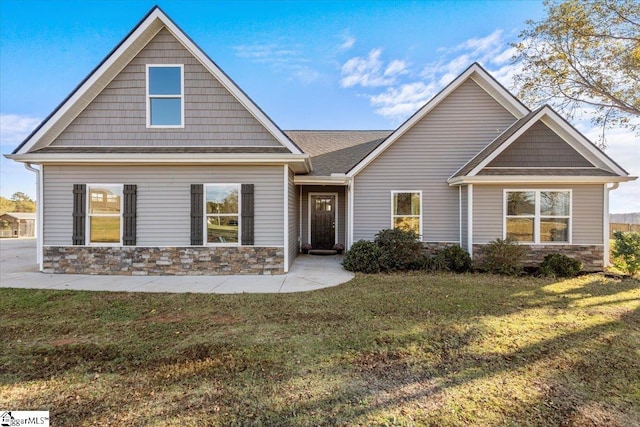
610,223,640,239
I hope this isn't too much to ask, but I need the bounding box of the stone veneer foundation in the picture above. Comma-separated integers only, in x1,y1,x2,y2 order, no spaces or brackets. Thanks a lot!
473,244,604,272
422,242,460,256
43,246,285,275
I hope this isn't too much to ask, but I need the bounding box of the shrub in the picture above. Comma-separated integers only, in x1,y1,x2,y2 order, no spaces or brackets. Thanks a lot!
539,253,582,278
480,237,527,276
439,245,472,273
342,240,381,273
374,228,423,272
611,231,640,276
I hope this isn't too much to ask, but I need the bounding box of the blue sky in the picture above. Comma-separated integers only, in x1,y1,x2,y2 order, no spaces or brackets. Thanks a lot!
1,0,638,212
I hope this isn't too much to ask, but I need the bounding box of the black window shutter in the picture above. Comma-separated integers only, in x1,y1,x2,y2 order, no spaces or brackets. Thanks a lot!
241,184,254,245
191,184,203,245
72,184,86,245
123,184,137,246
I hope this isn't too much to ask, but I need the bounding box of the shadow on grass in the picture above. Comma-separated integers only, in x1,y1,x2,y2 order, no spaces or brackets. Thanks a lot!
1,274,638,425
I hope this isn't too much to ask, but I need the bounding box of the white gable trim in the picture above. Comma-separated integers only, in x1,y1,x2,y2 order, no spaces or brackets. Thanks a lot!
346,63,529,177
15,7,302,156
466,106,628,177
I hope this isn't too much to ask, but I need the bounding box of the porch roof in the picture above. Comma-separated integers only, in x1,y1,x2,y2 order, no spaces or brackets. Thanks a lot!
285,130,391,176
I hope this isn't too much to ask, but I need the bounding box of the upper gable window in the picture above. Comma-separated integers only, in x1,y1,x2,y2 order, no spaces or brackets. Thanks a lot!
146,65,184,128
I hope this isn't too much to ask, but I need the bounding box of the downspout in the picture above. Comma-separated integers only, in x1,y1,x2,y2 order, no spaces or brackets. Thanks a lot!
24,163,43,270
458,186,462,247
604,182,619,267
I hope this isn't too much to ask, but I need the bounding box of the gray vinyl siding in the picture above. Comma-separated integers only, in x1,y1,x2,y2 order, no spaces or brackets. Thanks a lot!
472,184,604,245
288,168,298,267
43,165,284,246
301,186,347,247
460,187,468,251
487,122,592,168
52,28,283,148
353,79,517,242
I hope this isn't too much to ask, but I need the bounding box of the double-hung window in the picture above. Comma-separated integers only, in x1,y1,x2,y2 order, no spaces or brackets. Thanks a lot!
505,190,571,243
88,184,123,244
205,184,240,244
391,191,422,237
146,64,184,127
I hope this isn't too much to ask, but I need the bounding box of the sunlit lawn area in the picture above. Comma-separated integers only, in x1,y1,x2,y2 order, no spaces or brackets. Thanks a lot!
1,273,638,426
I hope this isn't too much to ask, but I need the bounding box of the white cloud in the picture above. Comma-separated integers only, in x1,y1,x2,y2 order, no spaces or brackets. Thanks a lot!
370,81,437,120
340,49,406,88
338,34,356,51
233,42,320,84
0,114,41,148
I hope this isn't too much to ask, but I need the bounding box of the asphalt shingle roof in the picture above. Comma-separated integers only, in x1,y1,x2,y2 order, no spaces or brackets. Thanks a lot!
284,130,392,176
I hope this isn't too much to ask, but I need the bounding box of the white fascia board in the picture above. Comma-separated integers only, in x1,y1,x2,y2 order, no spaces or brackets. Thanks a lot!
6,153,312,171
347,63,528,177
538,109,629,176
294,175,351,185
16,13,164,155
159,14,303,155
447,175,637,185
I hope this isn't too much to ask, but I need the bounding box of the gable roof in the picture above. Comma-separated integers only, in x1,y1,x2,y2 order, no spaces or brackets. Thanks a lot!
285,130,391,175
1,212,37,221
448,105,631,184
346,62,531,177
12,6,303,156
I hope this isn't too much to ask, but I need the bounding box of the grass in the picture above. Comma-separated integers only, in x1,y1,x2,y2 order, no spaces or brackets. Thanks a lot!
1,273,639,426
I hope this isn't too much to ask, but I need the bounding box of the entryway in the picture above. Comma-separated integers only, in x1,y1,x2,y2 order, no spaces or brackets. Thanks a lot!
309,193,337,250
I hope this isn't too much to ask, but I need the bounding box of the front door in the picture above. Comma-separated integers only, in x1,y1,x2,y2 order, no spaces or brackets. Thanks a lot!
310,194,336,250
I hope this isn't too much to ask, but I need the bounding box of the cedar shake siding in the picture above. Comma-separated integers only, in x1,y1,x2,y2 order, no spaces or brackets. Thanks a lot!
472,184,604,245
353,79,517,242
50,28,283,148
42,165,285,247
486,122,593,168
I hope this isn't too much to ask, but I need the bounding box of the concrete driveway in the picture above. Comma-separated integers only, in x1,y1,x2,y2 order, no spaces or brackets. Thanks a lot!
0,239,354,293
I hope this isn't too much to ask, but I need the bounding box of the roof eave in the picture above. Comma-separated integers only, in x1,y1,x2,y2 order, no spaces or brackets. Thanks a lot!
447,175,637,185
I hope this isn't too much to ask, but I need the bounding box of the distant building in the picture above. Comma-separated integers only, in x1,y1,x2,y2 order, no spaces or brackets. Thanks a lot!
0,212,36,238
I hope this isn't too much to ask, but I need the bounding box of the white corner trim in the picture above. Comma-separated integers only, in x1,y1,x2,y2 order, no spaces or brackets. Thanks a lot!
24,163,43,270
348,179,354,249
467,185,473,258
284,165,289,273
347,63,528,177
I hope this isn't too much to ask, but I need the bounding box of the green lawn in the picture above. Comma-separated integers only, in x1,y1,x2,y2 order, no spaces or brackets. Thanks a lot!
1,273,639,426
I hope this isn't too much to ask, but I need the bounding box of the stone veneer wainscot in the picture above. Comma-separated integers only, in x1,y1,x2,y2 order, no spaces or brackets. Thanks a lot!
473,244,604,272
43,246,285,275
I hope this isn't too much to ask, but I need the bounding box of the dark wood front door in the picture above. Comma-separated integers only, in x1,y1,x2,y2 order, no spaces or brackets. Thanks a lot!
311,195,336,250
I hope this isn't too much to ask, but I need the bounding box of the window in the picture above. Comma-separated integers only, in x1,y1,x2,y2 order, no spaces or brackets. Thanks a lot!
391,191,422,237
147,65,183,127
205,184,240,244
505,190,571,243
88,184,122,244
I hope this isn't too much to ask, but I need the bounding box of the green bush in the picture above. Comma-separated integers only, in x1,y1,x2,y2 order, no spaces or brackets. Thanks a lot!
374,228,423,272
342,240,381,273
611,231,640,276
540,253,582,278
480,237,527,276
439,245,472,273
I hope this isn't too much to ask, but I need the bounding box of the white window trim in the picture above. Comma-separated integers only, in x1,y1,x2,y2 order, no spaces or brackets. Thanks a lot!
503,189,572,244
146,64,185,129
390,190,423,240
203,183,241,247
308,192,339,247
86,184,123,246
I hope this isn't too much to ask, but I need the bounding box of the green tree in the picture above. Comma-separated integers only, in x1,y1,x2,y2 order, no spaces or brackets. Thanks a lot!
0,197,17,214
10,192,36,213
513,0,640,145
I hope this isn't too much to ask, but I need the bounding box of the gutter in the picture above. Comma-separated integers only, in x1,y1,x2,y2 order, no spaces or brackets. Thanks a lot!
24,163,43,271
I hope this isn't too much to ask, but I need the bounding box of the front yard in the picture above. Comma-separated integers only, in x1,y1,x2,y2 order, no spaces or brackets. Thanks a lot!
1,273,638,426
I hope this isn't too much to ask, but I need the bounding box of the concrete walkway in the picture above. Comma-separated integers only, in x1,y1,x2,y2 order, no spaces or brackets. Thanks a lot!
0,239,354,293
